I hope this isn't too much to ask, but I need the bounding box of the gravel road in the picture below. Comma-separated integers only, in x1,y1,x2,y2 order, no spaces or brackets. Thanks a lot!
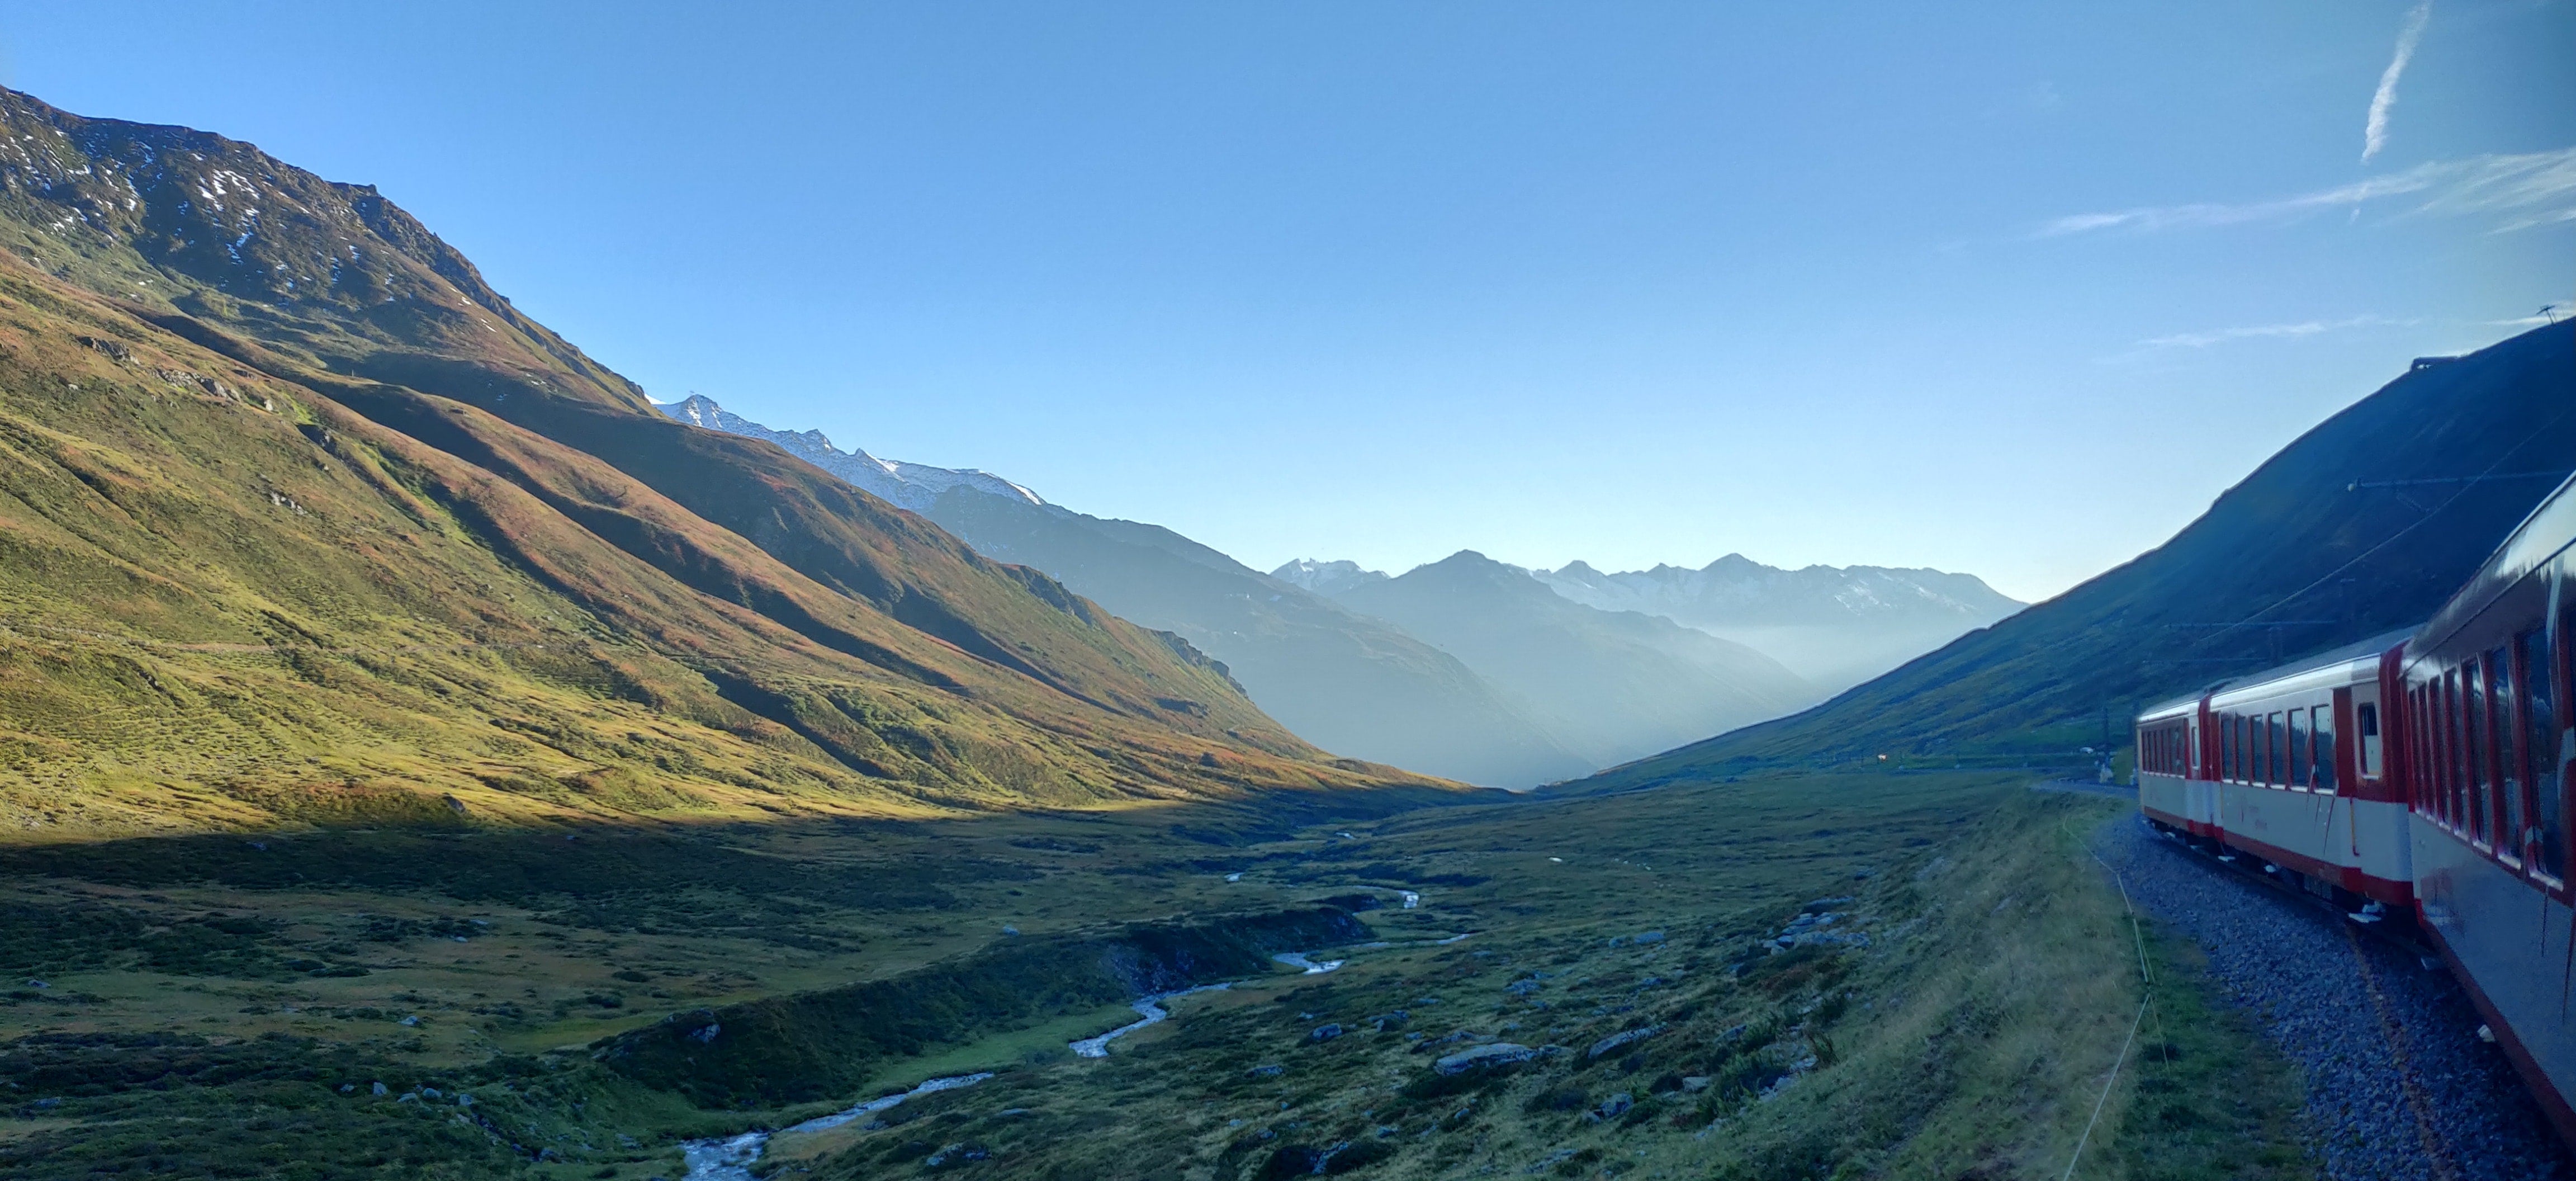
2092,814,2571,1180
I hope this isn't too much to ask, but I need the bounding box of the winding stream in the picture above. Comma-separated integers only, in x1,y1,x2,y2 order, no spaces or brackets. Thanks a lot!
1270,951,1346,975
676,948,1371,1177
1067,982,1234,1057
679,1072,993,1181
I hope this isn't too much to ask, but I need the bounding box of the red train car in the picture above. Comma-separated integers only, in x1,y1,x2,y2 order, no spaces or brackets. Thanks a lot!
2138,473,2576,1144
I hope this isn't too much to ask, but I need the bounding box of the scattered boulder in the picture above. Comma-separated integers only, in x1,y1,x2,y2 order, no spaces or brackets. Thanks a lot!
1309,1024,1344,1043
1248,1064,1286,1078
1586,1025,1663,1061
1433,1042,1537,1075
1583,1092,1633,1123
1681,1075,1712,1093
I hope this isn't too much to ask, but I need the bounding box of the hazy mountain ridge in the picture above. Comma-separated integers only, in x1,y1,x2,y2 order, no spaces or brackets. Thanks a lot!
1532,555,2019,628
1317,551,1817,769
1278,552,2023,693
1531,556,2024,691
652,396,1593,786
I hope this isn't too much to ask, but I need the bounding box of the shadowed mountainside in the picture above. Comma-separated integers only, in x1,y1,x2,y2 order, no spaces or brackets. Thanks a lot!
1562,322,2576,791
654,395,1592,787
0,87,1460,837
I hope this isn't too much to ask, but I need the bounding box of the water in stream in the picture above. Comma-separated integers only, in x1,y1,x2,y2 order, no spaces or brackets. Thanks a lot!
678,1072,993,1180
680,949,1360,1175
1068,951,1349,1058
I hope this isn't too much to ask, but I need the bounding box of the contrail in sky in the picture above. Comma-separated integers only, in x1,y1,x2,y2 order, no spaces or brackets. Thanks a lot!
2362,2,2432,163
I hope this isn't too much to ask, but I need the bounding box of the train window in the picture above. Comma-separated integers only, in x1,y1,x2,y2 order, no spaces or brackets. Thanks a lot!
2425,686,2446,819
2446,697,2461,812
2222,715,2237,780
2520,627,2562,882
2356,698,2381,778
2272,712,2289,786
2409,689,2430,812
2466,664,2492,845
2313,705,2336,792
2289,709,2310,789
2249,714,2267,785
2442,672,2464,828
2422,686,2440,819
2490,647,2523,866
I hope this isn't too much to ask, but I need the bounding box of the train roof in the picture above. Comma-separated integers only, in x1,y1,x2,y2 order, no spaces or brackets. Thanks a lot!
2136,694,2201,724
2413,471,2576,665
2133,623,2418,724
2209,625,2419,696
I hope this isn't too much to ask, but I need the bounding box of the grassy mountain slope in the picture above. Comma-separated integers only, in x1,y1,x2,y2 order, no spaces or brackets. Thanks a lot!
0,88,1453,837
1328,551,1815,769
1568,322,2576,790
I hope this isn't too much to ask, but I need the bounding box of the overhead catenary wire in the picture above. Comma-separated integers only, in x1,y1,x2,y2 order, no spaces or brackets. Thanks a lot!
2209,398,2576,644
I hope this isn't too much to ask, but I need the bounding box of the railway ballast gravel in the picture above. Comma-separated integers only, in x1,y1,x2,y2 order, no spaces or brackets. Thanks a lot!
2096,815,2572,1181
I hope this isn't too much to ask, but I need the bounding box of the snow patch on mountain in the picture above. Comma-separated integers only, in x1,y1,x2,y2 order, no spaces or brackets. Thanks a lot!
1270,559,1389,597
1530,555,2020,629
660,395,1043,514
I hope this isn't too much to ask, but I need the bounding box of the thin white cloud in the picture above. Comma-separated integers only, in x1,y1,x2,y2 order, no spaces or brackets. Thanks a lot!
2037,146,2576,238
2137,314,2409,351
2363,2,2433,163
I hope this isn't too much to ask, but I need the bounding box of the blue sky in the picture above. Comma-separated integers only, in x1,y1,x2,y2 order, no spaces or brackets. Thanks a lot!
5,1,2569,601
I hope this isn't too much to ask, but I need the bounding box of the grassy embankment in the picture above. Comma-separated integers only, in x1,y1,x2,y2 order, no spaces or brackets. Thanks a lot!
1,770,2309,1179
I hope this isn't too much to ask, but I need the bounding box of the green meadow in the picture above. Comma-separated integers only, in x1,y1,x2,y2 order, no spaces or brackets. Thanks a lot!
0,769,2309,1179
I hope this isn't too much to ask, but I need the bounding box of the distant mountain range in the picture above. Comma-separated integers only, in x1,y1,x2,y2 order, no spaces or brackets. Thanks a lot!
659,399,2012,785
1291,551,1815,767
1281,555,2020,694
1530,556,2023,692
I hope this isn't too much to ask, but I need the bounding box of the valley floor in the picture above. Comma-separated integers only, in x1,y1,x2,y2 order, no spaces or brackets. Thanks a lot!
1,771,2324,1180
